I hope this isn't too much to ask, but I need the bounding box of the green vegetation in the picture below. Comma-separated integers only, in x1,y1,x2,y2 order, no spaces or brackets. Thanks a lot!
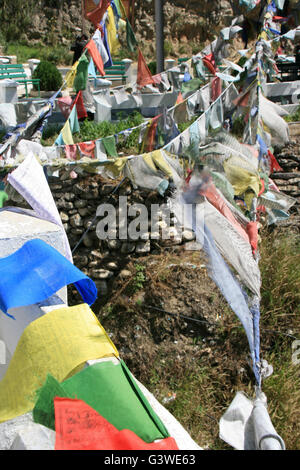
0,0,36,42
32,60,63,91
284,106,300,122
2,42,73,66
164,40,174,57
41,111,144,152
147,61,157,76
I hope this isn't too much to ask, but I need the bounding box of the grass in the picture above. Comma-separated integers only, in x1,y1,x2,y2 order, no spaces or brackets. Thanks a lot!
3,42,73,66
139,229,300,449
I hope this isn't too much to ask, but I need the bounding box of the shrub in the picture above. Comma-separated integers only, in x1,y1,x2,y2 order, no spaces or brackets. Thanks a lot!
147,61,157,75
32,60,62,91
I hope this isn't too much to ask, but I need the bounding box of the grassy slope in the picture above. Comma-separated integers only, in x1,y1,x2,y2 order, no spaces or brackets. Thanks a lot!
85,228,300,450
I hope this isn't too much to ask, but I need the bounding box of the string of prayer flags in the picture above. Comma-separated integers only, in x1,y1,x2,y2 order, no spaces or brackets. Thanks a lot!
55,105,80,146
58,92,88,121
92,29,110,66
211,77,222,102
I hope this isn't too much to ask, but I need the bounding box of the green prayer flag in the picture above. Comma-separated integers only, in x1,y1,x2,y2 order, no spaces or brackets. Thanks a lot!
33,360,169,443
74,54,89,93
102,136,118,157
126,19,138,53
33,374,67,431
0,191,8,208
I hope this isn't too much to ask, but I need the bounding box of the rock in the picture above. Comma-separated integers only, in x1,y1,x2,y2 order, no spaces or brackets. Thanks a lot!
95,280,108,296
92,269,114,280
73,256,88,268
74,200,87,209
184,241,203,251
106,262,119,271
83,218,96,229
107,239,121,251
82,234,94,248
56,199,73,210
90,250,103,259
59,212,69,223
78,208,89,217
70,227,84,235
65,193,75,201
119,269,132,279
121,242,136,254
70,214,83,228
99,183,116,195
136,241,151,253
182,230,196,242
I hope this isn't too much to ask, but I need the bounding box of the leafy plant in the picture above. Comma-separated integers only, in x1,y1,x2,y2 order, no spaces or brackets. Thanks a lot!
32,60,63,91
147,61,157,75
283,106,300,123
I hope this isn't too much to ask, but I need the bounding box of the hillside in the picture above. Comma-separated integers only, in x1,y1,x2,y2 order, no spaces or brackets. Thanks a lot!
0,0,251,60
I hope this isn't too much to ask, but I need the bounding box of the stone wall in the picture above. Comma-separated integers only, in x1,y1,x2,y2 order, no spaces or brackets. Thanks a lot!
44,170,196,299
1,0,240,57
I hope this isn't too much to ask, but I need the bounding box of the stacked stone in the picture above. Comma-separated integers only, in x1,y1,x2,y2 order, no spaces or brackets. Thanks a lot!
47,170,196,297
273,141,300,229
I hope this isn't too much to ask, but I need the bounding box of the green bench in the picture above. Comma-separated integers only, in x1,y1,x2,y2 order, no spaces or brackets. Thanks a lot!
0,63,40,98
89,62,127,85
103,63,127,84
178,58,189,64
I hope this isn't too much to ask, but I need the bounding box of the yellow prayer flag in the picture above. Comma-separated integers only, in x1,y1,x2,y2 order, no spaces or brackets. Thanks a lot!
64,61,79,89
0,304,118,423
107,6,121,55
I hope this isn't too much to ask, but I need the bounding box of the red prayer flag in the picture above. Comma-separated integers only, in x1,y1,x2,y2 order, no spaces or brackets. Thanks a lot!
71,91,88,120
84,0,100,17
54,397,179,450
58,96,73,119
78,141,96,158
267,150,282,173
86,0,110,27
85,39,105,76
202,53,216,75
176,91,184,104
65,144,78,160
211,77,222,102
246,221,258,255
137,49,155,89
233,90,250,107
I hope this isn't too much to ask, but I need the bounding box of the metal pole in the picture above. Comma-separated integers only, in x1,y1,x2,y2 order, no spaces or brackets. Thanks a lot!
155,0,164,74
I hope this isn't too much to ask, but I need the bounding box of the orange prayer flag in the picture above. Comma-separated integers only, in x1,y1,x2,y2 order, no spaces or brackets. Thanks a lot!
85,39,105,76
176,92,184,104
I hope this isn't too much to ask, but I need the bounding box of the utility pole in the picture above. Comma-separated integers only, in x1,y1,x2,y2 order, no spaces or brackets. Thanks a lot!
155,0,164,74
